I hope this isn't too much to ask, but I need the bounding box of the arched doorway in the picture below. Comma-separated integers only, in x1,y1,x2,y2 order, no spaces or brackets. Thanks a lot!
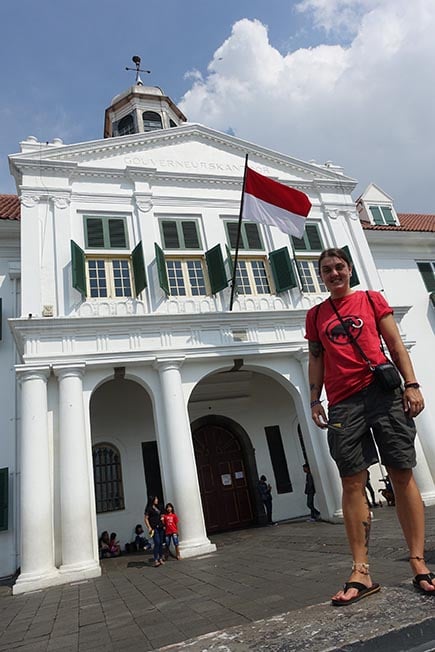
192,418,257,533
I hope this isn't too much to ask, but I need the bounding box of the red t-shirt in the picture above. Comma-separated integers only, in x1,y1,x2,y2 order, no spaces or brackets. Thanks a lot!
162,513,179,535
305,290,393,406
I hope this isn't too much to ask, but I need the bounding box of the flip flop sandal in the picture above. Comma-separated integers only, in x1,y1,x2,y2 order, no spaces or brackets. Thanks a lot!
413,572,435,594
331,581,381,606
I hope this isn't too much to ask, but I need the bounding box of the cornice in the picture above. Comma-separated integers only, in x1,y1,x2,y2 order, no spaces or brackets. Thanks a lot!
9,123,356,185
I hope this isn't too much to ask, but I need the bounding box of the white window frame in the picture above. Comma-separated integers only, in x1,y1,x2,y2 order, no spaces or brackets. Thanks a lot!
166,256,209,297
86,255,134,299
296,258,327,293
235,257,272,295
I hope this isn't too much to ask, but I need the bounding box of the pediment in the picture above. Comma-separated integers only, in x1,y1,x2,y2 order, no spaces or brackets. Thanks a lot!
11,124,356,187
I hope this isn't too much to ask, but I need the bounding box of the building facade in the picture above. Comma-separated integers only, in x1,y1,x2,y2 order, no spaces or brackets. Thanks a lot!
1,83,434,593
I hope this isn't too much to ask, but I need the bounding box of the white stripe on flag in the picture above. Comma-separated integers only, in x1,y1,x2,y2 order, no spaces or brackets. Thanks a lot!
243,192,306,239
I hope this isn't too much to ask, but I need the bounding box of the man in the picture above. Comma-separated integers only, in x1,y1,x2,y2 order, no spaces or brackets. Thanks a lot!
305,247,430,606
258,475,276,525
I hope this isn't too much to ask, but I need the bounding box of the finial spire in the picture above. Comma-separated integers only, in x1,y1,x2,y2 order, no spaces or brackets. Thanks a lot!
125,55,151,86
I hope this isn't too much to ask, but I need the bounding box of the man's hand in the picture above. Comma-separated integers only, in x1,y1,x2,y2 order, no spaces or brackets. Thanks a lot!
311,403,328,429
403,387,424,418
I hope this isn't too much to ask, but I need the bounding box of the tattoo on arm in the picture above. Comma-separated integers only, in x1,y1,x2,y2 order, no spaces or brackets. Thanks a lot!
309,341,323,358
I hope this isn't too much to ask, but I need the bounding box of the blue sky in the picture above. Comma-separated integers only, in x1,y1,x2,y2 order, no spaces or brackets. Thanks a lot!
1,0,434,212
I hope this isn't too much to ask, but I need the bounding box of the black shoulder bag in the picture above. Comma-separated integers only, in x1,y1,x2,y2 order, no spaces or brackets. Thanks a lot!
328,293,402,392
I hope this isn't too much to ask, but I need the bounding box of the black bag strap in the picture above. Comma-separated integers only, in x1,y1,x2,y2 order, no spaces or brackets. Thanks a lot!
365,290,387,356
328,297,375,370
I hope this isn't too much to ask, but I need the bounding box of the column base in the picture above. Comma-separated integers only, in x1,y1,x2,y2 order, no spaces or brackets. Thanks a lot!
13,563,101,595
421,491,435,506
59,559,100,575
179,538,217,559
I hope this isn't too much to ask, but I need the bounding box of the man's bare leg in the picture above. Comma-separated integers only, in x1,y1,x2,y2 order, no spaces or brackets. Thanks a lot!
332,470,374,603
388,467,435,592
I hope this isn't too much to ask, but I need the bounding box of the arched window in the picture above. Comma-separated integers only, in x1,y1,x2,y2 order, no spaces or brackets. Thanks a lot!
92,444,125,513
142,111,162,132
117,114,135,136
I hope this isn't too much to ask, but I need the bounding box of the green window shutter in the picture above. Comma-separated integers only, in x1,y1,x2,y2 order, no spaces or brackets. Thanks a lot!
341,245,360,287
155,243,169,295
417,262,435,291
305,224,323,250
131,242,147,296
225,244,234,277
161,221,180,248
205,244,228,294
0,468,8,531
369,206,384,225
108,218,127,248
85,218,105,247
245,223,262,249
71,240,87,297
269,247,297,292
181,221,200,249
382,207,395,225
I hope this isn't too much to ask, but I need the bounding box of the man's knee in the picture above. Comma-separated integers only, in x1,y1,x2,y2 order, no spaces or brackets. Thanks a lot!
342,470,367,494
387,467,413,490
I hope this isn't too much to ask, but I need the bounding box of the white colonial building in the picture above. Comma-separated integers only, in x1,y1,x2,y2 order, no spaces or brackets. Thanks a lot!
0,80,434,593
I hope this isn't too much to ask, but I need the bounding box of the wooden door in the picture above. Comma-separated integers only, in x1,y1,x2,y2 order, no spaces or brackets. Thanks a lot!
193,424,254,533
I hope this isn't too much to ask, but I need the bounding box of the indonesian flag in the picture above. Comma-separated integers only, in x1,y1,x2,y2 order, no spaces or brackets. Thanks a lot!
242,166,312,238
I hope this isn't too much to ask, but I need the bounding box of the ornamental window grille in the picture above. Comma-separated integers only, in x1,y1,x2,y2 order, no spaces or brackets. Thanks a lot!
92,444,125,513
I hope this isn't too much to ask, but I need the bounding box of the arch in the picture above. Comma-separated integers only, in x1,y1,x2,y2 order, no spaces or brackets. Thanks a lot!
142,111,162,132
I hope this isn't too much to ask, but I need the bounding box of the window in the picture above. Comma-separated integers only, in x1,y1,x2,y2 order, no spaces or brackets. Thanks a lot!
71,229,147,299
84,216,128,249
225,221,263,250
92,444,125,513
235,259,271,295
291,224,325,292
160,219,201,249
291,224,323,251
417,261,435,291
87,258,133,298
264,426,292,494
369,205,396,225
297,260,326,293
142,111,162,132
166,258,208,296
117,114,135,136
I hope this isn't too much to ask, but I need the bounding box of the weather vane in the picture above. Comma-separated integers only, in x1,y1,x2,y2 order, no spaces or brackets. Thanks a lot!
125,55,151,86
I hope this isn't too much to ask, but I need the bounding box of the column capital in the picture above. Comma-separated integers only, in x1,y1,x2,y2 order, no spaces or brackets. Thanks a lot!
153,357,185,373
16,365,50,384
53,364,86,380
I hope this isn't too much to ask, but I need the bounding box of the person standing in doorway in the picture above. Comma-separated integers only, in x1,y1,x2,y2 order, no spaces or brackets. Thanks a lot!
305,247,429,606
258,475,276,525
303,463,320,522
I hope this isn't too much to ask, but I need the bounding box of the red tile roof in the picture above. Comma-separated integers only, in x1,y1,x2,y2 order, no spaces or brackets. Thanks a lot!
362,213,435,232
0,194,20,220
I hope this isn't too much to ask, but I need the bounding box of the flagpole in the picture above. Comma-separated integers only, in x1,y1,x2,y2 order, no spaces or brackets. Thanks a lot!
229,153,249,311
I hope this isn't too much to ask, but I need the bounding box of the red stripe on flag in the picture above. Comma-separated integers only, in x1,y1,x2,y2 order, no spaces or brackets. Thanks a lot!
245,167,312,217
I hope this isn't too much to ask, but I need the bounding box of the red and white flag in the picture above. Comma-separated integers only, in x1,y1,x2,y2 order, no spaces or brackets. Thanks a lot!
242,166,311,239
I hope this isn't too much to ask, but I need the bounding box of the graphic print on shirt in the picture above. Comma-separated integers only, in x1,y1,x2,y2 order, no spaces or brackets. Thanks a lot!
326,315,364,345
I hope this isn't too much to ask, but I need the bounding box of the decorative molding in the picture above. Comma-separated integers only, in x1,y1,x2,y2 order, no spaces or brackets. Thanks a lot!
134,193,153,213
20,194,41,208
51,195,71,209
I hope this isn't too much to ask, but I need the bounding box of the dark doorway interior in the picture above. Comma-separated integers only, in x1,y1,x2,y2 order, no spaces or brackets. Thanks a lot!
141,441,164,504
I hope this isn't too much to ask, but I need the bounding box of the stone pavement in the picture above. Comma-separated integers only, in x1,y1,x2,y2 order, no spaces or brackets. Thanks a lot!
2,505,435,651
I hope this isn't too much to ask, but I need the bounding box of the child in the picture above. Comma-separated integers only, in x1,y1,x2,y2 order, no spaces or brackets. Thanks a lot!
99,530,111,559
134,524,152,551
109,532,121,556
162,503,181,560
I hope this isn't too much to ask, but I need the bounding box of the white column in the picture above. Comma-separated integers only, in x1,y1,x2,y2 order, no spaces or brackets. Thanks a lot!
296,353,343,520
54,365,100,579
13,367,59,594
413,432,435,506
154,359,216,557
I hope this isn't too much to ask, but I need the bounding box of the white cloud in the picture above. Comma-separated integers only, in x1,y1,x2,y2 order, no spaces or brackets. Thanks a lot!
179,1,435,212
